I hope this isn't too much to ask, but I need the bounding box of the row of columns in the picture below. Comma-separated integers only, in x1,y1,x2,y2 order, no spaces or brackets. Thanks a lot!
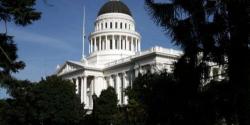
71,69,142,108
72,76,102,109
89,35,140,53
107,72,134,105
72,76,88,104
95,21,134,31
72,66,162,108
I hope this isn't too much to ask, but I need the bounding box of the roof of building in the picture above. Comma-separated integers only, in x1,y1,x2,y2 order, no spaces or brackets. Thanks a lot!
98,0,132,16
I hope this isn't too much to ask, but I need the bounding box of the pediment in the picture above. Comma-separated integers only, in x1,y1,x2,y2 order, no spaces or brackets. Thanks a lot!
56,61,83,75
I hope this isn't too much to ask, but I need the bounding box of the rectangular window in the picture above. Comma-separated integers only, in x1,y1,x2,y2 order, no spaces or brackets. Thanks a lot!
115,39,117,49
121,39,123,49
110,40,112,49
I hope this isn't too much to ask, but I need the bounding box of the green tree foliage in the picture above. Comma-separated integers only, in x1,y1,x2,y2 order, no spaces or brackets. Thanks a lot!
0,99,7,125
0,0,41,79
125,72,239,125
0,76,85,125
145,0,249,124
126,72,184,125
32,76,85,125
92,87,118,125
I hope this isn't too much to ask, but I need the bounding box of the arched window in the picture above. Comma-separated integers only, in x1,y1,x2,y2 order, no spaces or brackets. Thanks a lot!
105,22,107,28
120,22,122,29
125,23,127,29
101,23,103,29
115,22,118,29
129,24,131,30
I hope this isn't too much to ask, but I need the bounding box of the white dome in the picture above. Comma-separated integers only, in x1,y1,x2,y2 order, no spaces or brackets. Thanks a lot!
87,1,141,65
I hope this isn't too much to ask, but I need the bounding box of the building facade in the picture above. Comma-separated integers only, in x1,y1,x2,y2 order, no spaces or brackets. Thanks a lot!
56,0,183,109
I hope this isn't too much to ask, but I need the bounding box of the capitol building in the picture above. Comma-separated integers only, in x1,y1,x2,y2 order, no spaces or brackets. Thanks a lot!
56,0,183,109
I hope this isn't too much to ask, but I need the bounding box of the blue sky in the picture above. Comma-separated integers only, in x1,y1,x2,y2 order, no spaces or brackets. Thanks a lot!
1,0,178,97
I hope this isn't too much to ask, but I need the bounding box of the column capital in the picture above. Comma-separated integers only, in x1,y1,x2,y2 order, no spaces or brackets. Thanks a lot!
81,75,88,78
114,74,118,77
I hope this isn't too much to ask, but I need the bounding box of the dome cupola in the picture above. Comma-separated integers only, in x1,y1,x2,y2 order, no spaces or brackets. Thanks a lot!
87,0,141,65
98,0,132,16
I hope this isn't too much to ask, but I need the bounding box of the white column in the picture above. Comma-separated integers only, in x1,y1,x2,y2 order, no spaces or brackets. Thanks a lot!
126,36,128,50
92,76,96,94
129,38,132,51
109,75,114,87
122,37,125,50
123,73,128,104
75,78,79,94
95,76,103,96
90,39,92,53
131,38,134,51
138,39,141,51
103,77,108,89
116,74,121,104
81,77,84,103
83,76,87,106
136,39,138,52
135,68,139,77
94,37,97,52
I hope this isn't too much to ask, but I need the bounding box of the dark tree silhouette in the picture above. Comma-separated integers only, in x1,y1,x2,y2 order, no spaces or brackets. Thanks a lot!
92,87,118,125
0,76,85,125
126,72,189,125
145,0,249,125
0,0,41,79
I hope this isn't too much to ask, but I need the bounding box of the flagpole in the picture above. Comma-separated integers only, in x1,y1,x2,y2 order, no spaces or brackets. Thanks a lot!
82,6,86,60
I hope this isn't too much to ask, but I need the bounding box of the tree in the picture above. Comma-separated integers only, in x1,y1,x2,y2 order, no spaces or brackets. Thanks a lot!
0,0,41,79
126,72,185,125
92,87,118,125
145,0,249,124
0,76,85,125
32,76,85,125
0,99,7,125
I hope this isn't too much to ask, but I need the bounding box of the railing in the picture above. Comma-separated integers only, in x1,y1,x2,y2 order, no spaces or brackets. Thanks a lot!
104,46,183,67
